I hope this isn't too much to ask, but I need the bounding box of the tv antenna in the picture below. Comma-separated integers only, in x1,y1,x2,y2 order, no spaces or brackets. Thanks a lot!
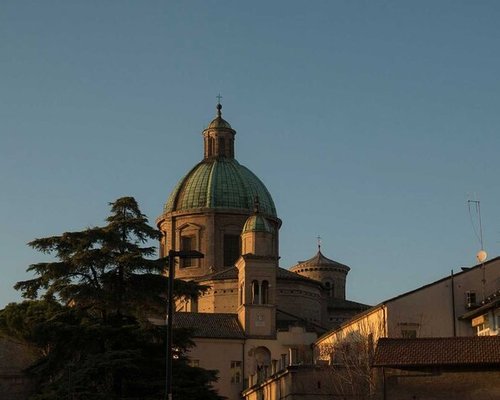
467,199,487,262
468,198,487,300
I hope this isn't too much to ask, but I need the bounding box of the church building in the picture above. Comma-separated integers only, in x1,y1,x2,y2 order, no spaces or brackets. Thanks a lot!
156,102,368,399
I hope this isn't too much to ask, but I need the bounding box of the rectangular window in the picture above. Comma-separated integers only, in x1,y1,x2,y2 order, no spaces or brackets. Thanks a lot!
224,234,240,267
466,291,477,307
181,236,194,267
230,361,242,384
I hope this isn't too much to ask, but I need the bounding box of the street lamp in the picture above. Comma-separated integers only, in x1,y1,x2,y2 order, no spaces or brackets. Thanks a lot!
166,249,204,400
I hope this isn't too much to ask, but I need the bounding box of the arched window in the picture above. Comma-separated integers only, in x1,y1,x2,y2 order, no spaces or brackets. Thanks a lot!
254,346,271,383
251,280,259,304
218,137,226,156
324,281,333,297
261,280,269,304
208,137,214,157
239,282,244,305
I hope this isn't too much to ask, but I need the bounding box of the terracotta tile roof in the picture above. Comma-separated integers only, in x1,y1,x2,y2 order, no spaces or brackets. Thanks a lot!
196,266,238,282
173,312,245,339
373,337,500,368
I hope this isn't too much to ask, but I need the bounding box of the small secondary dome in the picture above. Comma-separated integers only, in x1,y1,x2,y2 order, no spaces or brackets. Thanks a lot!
243,214,273,234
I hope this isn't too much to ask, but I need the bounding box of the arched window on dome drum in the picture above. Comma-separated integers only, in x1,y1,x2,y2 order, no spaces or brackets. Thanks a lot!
261,280,269,304
251,280,259,305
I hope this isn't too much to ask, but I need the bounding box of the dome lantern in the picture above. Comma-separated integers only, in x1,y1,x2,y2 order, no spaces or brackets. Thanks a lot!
203,102,236,159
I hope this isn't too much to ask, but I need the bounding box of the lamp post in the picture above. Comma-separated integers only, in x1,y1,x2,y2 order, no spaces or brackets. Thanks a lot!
166,249,204,400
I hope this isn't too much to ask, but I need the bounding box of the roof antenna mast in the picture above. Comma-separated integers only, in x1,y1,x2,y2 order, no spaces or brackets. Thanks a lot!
468,198,487,299
468,199,487,262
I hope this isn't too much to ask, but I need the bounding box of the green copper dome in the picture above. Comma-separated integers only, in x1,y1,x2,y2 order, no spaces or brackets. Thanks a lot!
165,158,277,217
242,214,273,233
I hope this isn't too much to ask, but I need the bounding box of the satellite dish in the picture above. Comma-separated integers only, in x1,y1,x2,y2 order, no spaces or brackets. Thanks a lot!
476,249,487,263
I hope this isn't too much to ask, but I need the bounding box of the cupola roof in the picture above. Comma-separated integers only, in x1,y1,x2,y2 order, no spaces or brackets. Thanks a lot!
290,248,350,272
243,214,273,234
207,103,233,129
242,197,274,233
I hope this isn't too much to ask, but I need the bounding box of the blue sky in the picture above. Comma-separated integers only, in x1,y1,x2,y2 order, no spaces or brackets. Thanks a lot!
1,1,500,308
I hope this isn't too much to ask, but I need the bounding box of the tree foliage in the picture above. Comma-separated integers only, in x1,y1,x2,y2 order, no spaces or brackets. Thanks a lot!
16,197,199,318
3,197,222,400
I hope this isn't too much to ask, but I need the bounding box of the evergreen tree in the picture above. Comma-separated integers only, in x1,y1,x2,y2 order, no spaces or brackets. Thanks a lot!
16,197,199,319
5,197,222,400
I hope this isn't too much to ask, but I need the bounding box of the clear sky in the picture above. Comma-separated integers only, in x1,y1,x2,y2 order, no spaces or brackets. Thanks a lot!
1,1,499,309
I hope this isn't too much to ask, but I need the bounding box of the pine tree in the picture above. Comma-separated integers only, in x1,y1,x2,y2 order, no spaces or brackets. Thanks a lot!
6,197,222,400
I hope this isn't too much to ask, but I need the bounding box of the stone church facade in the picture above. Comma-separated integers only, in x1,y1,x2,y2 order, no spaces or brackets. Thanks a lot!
157,103,368,399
